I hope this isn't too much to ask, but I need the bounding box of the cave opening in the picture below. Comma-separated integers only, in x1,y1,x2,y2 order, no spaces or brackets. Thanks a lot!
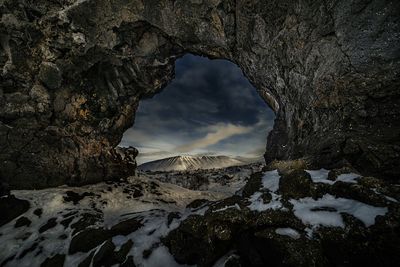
119,54,276,170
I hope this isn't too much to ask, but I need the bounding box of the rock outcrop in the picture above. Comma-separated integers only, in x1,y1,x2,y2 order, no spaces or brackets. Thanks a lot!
163,164,400,267
1,0,399,189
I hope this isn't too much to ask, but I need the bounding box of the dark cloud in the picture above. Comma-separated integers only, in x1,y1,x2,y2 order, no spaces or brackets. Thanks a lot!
120,54,275,163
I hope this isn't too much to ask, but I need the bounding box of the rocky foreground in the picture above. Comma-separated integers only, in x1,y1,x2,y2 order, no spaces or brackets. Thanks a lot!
0,161,399,267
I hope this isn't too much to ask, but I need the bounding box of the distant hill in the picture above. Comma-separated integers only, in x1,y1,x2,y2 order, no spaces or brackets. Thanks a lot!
138,155,250,172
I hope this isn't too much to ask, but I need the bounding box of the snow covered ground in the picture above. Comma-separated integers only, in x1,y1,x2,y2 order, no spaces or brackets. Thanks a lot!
142,162,263,194
0,165,396,267
0,176,227,267
246,169,392,237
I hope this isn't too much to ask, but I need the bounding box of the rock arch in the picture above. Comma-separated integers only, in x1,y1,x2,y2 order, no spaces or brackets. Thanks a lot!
0,0,399,189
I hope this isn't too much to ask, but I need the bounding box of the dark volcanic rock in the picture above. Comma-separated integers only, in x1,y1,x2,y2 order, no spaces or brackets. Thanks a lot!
0,0,399,189
120,256,136,267
14,216,31,228
40,254,65,267
33,208,43,217
110,218,143,236
69,217,142,254
278,169,314,199
70,212,102,235
0,181,10,197
92,239,116,267
241,172,263,198
69,228,110,254
114,240,134,263
38,62,62,90
0,195,30,227
78,251,95,267
164,214,228,266
163,165,400,267
60,216,74,228
186,199,210,209
39,218,58,233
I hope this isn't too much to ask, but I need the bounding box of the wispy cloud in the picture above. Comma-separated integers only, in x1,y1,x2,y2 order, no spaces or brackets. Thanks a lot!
176,123,253,153
119,54,276,164
245,147,267,157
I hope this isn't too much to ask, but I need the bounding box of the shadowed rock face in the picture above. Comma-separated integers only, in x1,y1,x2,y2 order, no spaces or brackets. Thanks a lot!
0,0,399,189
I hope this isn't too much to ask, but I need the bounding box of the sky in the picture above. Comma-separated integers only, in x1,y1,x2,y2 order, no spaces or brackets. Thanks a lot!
119,54,275,164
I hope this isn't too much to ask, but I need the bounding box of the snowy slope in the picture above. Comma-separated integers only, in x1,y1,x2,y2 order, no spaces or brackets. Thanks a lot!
0,176,226,267
138,155,246,172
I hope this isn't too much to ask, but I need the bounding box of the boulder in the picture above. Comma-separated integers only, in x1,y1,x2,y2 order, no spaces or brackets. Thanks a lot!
14,216,31,228
40,254,65,267
0,195,30,227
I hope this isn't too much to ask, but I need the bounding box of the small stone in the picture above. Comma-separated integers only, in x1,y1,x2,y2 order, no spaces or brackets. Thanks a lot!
39,218,58,233
72,32,86,45
60,216,74,228
38,62,62,90
14,216,31,228
33,208,43,217
30,84,50,113
110,218,143,236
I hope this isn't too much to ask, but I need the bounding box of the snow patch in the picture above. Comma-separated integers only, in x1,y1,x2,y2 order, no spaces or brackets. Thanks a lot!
261,170,280,192
248,192,284,212
248,170,285,212
336,173,360,183
213,204,241,212
372,188,399,203
290,194,388,228
305,169,331,184
275,228,301,239
306,169,361,185
142,246,191,267
212,251,239,267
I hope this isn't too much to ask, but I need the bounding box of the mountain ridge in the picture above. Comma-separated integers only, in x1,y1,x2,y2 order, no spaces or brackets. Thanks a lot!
138,155,248,172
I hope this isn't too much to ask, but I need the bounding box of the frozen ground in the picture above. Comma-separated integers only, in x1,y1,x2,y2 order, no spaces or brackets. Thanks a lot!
141,162,263,194
0,176,226,267
0,164,397,267
0,163,261,267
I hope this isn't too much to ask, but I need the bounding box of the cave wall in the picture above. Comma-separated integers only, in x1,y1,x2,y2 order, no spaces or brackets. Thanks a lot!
0,0,399,190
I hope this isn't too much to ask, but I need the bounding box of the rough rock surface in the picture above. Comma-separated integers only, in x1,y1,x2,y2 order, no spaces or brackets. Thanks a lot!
163,165,400,267
0,195,30,227
0,0,399,189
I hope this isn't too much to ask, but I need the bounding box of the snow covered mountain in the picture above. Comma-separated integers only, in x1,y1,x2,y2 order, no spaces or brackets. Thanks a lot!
138,155,247,172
